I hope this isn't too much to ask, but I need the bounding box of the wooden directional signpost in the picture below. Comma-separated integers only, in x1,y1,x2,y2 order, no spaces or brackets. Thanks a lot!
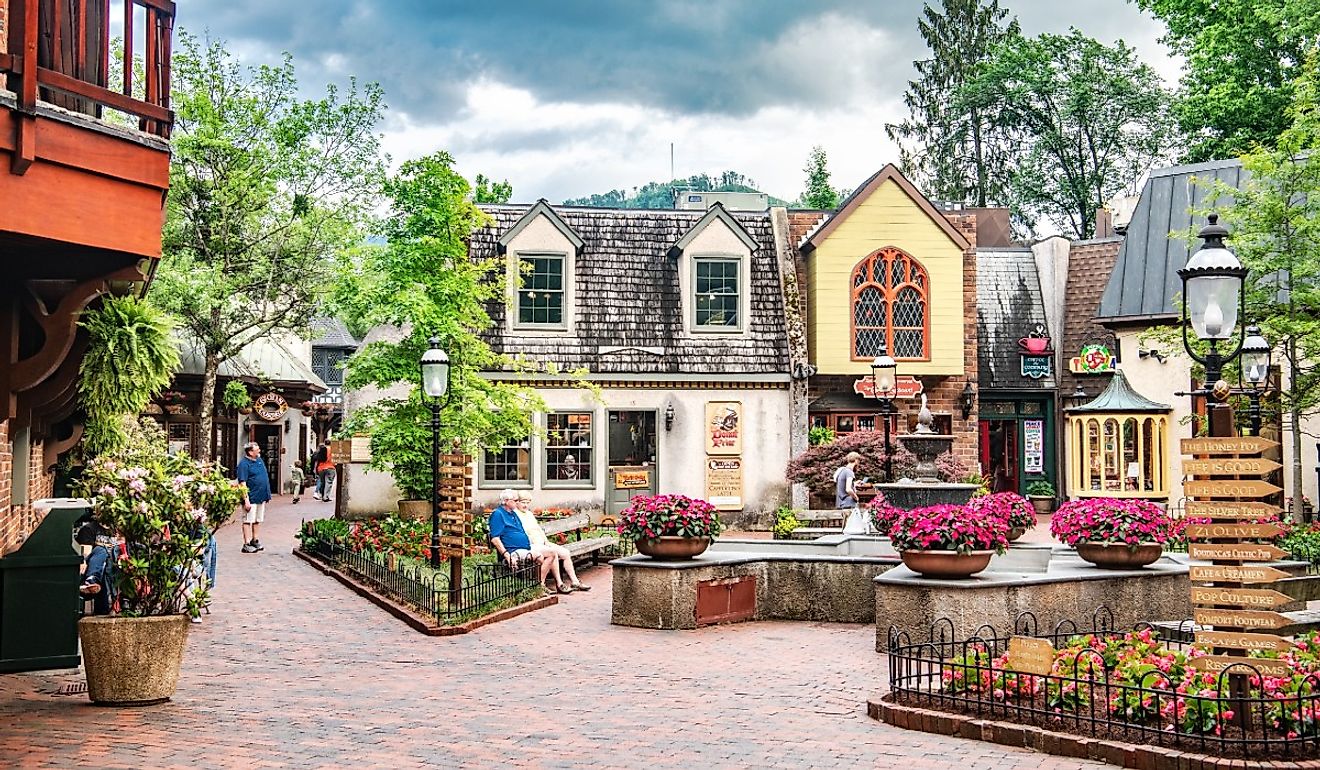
1181,435,1289,711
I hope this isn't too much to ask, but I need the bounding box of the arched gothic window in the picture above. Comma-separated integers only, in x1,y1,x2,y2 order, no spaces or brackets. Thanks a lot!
851,247,929,359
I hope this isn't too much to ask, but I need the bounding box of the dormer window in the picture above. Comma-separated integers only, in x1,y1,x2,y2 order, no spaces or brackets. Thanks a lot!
518,254,566,327
694,257,741,329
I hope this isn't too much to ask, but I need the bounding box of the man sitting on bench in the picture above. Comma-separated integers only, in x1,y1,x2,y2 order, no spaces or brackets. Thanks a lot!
489,489,563,596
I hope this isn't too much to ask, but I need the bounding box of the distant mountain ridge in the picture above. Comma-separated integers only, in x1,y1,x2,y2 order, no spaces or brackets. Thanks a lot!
563,171,789,209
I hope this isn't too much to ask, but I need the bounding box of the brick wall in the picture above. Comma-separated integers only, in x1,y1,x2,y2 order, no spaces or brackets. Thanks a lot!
0,423,54,556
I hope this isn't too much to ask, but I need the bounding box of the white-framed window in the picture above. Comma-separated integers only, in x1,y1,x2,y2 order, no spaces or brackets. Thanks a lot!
693,257,741,330
480,439,532,488
516,254,566,328
543,412,594,488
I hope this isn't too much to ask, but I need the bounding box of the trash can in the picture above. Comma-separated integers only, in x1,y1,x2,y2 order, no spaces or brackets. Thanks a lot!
0,498,88,672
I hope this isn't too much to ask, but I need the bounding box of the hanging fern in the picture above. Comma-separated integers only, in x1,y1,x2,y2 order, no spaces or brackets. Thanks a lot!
78,295,180,456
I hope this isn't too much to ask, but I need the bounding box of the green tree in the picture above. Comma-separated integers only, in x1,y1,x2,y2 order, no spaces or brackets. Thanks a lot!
563,171,787,208
1134,0,1318,162
153,34,386,460
473,173,513,204
800,145,840,209
964,29,1175,238
1201,57,1320,520
342,153,542,499
885,0,1020,208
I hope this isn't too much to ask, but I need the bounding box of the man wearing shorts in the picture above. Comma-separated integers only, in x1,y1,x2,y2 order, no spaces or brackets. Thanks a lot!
237,442,272,553
488,489,535,567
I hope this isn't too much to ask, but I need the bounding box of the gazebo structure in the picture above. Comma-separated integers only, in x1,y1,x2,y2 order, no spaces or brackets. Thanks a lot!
1064,370,1172,500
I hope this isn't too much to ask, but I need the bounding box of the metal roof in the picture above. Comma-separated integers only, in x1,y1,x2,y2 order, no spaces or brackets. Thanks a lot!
178,336,327,391
1066,369,1170,413
310,316,359,350
1097,159,1247,321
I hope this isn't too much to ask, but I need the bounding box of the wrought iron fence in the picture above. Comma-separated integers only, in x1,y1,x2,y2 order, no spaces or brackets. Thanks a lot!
887,608,1320,759
300,536,542,623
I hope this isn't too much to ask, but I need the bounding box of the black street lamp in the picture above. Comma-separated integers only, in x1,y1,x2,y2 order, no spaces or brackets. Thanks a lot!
420,337,451,568
1177,214,1248,405
871,346,897,482
1240,324,1271,436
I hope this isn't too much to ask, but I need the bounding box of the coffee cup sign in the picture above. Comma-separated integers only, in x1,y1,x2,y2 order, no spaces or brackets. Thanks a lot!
253,392,288,421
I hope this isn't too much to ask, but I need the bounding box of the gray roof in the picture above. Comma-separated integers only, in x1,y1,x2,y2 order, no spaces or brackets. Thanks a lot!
1097,159,1247,322
976,248,1056,390
471,205,788,374
1066,369,1169,413
178,336,327,391
310,317,359,350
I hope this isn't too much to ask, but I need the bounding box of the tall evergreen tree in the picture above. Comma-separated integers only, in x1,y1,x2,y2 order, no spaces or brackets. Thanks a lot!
801,146,840,210
885,0,1020,208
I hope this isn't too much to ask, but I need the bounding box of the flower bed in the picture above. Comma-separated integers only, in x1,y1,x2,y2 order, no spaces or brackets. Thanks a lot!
888,614,1320,757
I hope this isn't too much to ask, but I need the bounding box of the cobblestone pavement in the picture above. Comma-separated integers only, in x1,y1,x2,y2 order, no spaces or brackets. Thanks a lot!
0,497,1104,769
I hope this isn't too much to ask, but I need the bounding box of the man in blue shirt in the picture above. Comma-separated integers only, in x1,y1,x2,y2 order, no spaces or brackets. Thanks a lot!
237,442,272,553
488,489,533,566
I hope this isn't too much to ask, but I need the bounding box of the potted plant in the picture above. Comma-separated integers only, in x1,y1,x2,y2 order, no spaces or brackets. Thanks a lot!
1049,498,1174,569
616,494,724,560
888,504,1009,578
75,419,246,705
965,492,1036,542
1024,478,1056,515
867,495,904,538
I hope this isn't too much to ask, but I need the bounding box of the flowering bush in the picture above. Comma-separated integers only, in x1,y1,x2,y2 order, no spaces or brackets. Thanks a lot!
77,420,246,617
1165,516,1212,552
1049,498,1174,549
888,504,1009,554
868,495,904,537
965,492,1036,532
616,494,724,541
350,515,431,560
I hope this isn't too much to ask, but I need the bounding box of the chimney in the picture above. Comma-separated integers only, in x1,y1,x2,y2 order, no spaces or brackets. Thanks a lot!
1094,208,1114,239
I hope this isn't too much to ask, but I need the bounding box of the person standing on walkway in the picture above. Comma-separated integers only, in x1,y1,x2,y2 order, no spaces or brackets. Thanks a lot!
834,451,861,509
237,442,271,553
312,440,335,502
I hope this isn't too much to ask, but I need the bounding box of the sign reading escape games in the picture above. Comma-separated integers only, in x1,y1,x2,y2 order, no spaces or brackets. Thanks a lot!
1183,436,1293,672
704,401,742,455
704,457,743,511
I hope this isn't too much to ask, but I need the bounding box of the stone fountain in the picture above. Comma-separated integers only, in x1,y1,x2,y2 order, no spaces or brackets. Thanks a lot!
875,395,979,510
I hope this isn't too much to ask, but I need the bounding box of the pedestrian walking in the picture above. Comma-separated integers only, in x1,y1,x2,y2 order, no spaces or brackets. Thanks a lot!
236,442,271,553
312,440,335,502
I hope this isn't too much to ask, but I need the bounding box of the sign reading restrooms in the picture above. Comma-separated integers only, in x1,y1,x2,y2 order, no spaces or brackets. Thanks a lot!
1182,435,1295,671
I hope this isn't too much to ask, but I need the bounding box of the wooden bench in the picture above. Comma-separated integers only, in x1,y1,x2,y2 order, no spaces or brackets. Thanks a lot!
540,512,617,566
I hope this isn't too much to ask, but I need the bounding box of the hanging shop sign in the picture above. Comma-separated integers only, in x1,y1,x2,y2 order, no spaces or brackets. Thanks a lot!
1023,419,1044,474
1020,355,1053,379
852,375,923,400
615,470,651,490
253,392,288,421
1069,343,1116,374
704,457,744,511
704,401,743,455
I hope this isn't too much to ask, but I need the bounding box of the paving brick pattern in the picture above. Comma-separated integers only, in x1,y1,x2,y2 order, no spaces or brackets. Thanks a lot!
0,497,1105,769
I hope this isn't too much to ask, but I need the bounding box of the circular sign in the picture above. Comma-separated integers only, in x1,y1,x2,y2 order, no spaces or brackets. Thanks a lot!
253,392,288,421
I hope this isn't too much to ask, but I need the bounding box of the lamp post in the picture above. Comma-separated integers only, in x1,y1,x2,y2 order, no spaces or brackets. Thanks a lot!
420,337,451,568
1240,324,1270,436
871,346,897,482
1177,213,1249,427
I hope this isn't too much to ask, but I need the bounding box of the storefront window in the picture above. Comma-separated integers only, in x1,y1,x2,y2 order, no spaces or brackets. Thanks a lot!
482,441,531,487
1070,414,1169,499
545,412,593,486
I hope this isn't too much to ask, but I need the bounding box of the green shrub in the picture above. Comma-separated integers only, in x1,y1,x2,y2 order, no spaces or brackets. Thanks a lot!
772,506,803,539
1025,478,1056,497
808,426,836,446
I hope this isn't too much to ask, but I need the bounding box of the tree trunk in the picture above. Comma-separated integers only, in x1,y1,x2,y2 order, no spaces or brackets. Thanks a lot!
198,353,219,463
1290,339,1305,524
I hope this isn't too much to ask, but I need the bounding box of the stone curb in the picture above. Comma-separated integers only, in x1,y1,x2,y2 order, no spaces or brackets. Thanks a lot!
292,548,557,635
868,694,1320,770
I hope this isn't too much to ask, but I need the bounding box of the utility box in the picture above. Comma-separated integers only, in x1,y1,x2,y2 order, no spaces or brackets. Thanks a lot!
0,498,88,672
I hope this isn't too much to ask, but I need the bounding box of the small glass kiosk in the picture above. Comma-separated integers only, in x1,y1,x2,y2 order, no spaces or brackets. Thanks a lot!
1065,371,1172,500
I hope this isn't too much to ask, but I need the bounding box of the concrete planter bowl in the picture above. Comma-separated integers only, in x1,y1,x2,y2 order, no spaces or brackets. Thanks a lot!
635,536,712,560
1075,542,1163,570
899,550,994,579
78,615,190,705
1028,496,1055,515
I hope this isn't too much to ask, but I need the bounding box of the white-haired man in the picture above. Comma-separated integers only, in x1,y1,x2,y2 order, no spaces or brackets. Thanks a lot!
488,489,561,593
237,442,271,553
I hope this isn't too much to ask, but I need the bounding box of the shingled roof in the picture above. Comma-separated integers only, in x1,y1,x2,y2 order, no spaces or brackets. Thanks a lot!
471,205,789,375
976,248,1056,390
1097,159,1246,323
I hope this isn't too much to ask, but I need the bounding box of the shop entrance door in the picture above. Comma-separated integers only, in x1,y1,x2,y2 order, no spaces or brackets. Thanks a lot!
978,398,1055,495
248,424,281,494
980,420,1019,493
605,410,658,520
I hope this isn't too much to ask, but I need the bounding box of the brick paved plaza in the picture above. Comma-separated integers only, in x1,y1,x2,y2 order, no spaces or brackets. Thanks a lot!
0,498,1104,770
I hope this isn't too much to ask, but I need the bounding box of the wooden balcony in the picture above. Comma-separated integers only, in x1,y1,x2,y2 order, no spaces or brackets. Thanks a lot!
1,0,174,266
0,0,174,437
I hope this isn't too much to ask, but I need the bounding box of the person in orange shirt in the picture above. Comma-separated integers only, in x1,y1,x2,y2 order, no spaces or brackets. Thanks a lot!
312,440,336,502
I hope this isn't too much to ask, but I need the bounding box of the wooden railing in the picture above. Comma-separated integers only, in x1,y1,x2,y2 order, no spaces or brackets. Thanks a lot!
1,0,174,138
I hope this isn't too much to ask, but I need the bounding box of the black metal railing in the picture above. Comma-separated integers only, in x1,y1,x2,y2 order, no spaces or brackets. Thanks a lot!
300,537,542,624
887,608,1320,759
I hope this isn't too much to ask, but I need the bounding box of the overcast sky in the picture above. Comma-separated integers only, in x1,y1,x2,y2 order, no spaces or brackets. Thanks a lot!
181,1,1178,204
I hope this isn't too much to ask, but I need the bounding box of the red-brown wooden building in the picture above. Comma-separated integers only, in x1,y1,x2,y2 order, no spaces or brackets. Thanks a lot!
1,0,174,552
